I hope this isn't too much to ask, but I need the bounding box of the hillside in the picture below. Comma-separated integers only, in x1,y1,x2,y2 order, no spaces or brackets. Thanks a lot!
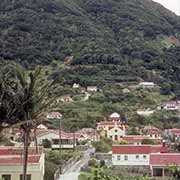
0,0,179,65
0,0,180,95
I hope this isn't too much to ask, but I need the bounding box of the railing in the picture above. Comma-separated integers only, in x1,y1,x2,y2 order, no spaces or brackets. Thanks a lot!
54,168,61,180
54,156,81,180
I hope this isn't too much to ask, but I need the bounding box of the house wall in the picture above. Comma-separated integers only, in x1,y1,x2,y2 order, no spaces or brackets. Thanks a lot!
37,133,59,144
112,154,150,166
107,127,126,141
0,155,44,180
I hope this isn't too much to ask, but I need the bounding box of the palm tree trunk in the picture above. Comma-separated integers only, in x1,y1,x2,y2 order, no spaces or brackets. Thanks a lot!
34,128,38,154
73,131,76,151
23,130,29,180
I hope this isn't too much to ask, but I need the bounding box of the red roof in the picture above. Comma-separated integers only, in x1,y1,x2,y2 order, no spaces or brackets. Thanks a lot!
122,136,162,144
168,129,180,135
0,156,40,164
0,147,43,156
151,146,168,153
112,145,168,154
150,154,180,166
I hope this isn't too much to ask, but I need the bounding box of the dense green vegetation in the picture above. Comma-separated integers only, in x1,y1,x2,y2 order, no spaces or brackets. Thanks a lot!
0,0,180,95
0,0,180,130
79,167,150,180
92,137,112,153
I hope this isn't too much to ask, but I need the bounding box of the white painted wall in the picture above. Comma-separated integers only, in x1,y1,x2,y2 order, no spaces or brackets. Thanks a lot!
112,154,150,166
37,133,59,144
107,127,126,141
0,154,45,180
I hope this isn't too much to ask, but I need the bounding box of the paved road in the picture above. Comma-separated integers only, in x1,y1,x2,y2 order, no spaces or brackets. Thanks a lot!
59,148,94,180
59,172,80,180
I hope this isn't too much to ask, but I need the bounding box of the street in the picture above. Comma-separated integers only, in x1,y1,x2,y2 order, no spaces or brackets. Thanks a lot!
59,148,94,180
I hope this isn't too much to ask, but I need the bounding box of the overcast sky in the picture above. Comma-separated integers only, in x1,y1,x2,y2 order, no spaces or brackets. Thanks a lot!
153,0,180,15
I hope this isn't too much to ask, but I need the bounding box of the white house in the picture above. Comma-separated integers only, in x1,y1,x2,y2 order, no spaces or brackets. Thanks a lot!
137,109,154,116
112,145,168,166
87,86,97,92
122,88,131,93
37,124,48,130
46,112,62,120
158,101,180,111
59,95,73,103
0,147,44,180
77,128,99,141
139,82,155,88
36,130,77,149
72,83,80,89
112,145,180,178
109,112,121,121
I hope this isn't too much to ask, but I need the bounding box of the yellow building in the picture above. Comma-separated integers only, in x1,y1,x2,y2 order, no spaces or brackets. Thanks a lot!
97,113,127,141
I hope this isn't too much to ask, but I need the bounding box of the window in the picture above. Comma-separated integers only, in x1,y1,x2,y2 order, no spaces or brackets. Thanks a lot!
143,155,147,159
2,175,11,180
124,155,128,161
115,135,118,141
20,175,31,180
115,129,118,133
117,155,121,161
136,155,139,159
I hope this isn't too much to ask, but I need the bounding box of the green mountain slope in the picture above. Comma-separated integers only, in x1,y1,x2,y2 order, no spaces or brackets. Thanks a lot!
0,0,180,94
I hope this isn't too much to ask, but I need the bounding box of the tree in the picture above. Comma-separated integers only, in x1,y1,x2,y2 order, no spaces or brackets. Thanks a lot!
42,139,52,148
160,83,172,95
0,63,53,180
169,166,180,179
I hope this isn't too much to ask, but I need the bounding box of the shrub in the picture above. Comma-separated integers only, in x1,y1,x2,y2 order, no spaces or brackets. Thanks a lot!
88,158,97,167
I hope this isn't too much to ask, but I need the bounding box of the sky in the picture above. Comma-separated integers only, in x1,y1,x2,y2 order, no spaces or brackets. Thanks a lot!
153,0,180,15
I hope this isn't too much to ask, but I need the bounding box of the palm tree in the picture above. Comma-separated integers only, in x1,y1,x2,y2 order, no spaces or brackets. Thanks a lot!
0,63,54,180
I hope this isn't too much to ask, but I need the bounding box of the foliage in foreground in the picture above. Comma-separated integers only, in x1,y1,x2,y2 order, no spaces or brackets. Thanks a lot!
79,167,149,180
92,137,112,153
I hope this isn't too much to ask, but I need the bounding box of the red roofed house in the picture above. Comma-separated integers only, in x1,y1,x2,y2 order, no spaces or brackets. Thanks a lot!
97,113,127,141
122,135,162,145
0,146,44,180
46,112,62,120
36,130,77,150
112,144,168,166
76,128,99,142
150,153,180,177
112,144,180,178
142,126,162,139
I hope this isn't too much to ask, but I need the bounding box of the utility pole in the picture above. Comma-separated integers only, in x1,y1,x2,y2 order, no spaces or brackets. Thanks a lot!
59,117,62,155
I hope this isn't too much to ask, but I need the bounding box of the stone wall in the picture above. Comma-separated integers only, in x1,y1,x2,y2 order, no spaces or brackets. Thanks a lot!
112,165,150,177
